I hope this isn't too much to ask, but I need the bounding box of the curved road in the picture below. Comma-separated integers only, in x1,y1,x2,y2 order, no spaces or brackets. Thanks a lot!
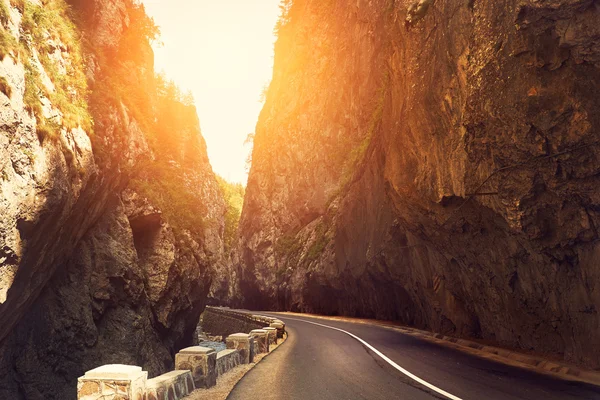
228,313,600,400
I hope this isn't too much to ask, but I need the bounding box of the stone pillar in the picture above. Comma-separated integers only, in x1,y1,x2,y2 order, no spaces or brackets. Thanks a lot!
77,364,147,400
226,333,255,364
273,318,285,327
250,329,270,353
175,346,217,389
255,315,271,325
270,322,285,338
263,327,278,345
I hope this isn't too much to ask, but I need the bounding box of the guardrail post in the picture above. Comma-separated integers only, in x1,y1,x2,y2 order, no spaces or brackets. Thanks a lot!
226,333,255,364
270,322,285,338
250,329,270,353
175,346,217,388
77,364,147,400
263,327,278,345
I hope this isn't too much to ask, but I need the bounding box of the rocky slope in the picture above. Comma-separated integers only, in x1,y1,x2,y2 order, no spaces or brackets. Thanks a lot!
0,0,225,398
236,0,600,368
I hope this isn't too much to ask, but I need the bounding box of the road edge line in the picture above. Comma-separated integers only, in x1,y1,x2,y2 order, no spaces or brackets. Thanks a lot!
274,311,600,389
280,316,463,400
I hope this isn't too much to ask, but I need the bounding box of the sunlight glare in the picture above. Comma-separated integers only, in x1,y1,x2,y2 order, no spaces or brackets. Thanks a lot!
142,0,281,184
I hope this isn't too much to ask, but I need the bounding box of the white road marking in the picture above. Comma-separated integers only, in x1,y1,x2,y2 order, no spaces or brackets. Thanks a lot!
277,316,463,400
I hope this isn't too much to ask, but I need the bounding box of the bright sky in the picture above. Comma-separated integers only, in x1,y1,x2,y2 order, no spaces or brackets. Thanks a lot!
142,0,281,184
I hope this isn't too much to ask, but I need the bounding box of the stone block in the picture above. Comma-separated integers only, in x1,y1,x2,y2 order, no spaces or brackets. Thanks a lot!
270,322,285,338
216,349,242,376
263,327,278,345
226,333,255,364
145,370,194,400
250,329,270,353
77,364,147,400
175,346,217,389
247,336,258,358
257,316,276,324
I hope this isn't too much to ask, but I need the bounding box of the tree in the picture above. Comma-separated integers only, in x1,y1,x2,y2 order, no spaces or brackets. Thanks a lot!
274,0,293,35
244,132,255,173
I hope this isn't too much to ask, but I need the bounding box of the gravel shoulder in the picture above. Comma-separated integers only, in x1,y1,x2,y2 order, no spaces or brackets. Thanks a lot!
185,334,287,400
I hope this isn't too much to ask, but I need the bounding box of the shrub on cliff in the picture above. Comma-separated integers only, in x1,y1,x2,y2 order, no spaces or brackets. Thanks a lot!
87,0,159,157
0,76,11,98
129,75,210,237
131,163,207,237
10,0,24,13
120,0,160,55
23,59,43,119
0,0,9,27
0,27,16,59
216,176,245,253
18,0,92,132
274,0,293,35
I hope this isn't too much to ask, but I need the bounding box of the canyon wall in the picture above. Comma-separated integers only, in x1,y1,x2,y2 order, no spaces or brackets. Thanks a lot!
236,0,600,368
0,0,225,398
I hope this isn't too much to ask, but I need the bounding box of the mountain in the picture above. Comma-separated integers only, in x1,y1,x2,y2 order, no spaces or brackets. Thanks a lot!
235,0,600,369
0,0,225,397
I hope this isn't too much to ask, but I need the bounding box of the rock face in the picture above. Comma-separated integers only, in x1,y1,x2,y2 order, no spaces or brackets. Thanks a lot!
0,0,225,398
236,0,600,368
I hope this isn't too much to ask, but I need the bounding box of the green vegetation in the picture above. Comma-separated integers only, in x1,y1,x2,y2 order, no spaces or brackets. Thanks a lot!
154,73,199,161
0,0,210,235
0,76,11,98
275,221,330,265
244,132,254,173
10,0,25,13
345,70,388,171
217,176,245,252
120,1,160,50
12,0,208,236
275,233,303,258
83,0,209,236
129,74,207,237
0,0,9,27
23,59,43,118
22,148,34,163
306,223,329,262
36,120,61,144
89,2,159,147
0,25,17,59
131,165,207,236
20,0,91,131
274,0,293,35
329,70,390,206
0,0,94,147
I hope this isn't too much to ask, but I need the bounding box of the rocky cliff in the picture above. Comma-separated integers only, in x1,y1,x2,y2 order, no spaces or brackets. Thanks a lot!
0,0,225,398
236,0,600,368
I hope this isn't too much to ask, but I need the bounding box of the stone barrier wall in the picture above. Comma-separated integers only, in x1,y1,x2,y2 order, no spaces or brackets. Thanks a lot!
216,349,242,376
146,371,194,400
77,309,286,400
201,307,271,338
77,365,147,400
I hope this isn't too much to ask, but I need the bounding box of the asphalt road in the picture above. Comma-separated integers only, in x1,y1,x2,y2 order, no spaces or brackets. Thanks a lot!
228,313,600,400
